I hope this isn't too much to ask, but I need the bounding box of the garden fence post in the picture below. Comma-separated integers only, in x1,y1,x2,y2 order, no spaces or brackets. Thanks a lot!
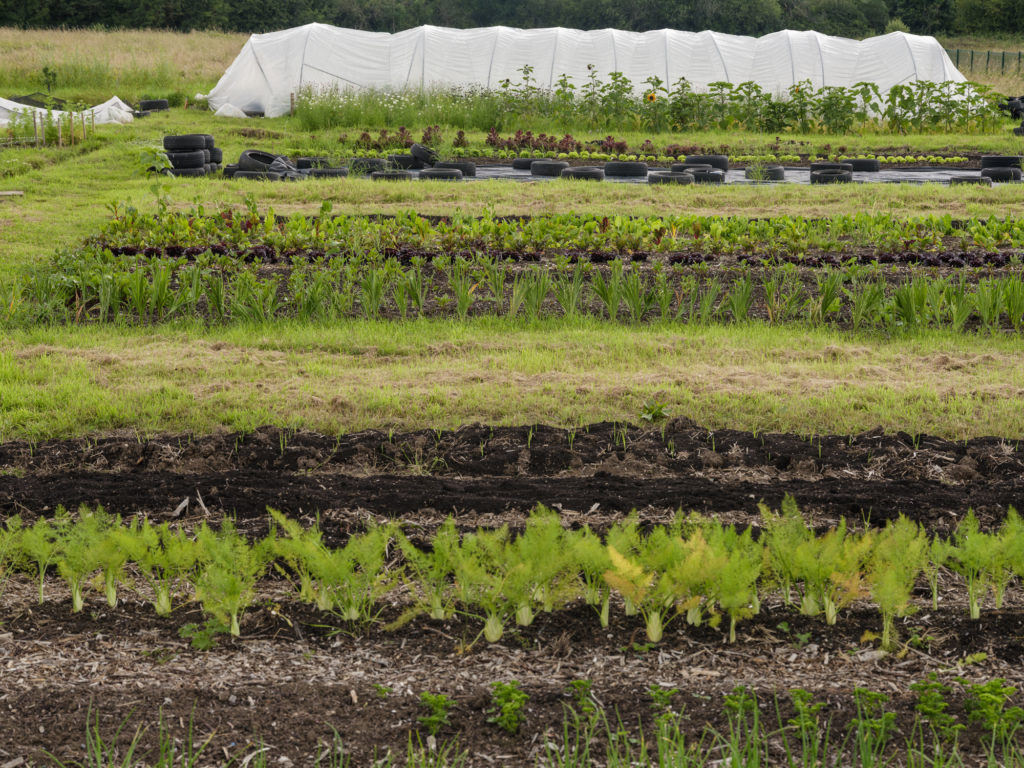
290,92,295,116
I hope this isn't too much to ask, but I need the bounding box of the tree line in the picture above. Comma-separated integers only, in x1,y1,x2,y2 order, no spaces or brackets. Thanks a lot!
2,0,1022,37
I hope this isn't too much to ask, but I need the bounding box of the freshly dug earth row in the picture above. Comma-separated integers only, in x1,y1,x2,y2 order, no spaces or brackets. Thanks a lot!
1,587,1023,765
1,422,1021,538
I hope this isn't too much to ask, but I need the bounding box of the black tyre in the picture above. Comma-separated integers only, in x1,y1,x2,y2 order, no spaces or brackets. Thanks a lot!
980,155,1022,169
204,163,213,174
140,98,169,111
233,171,282,181
166,150,206,169
981,166,1022,182
603,161,648,177
348,158,386,175
561,166,605,180
950,176,993,186
410,143,439,166
309,168,349,178
670,163,712,173
223,164,238,178
163,134,207,151
168,167,206,177
238,149,282,172
744,165,785,181
387,154,424,170
201,149,211,163
648,171,694,185
683,154,728,171
202,135,215,150
690,169,725,184
847,158,880,172
296,156,329,169
810,169,853,184
1015,125,1024,137
419,168,463,180
372,170,414,181
512,157,536,170
531,160,569,177
434,160,476,177
810,161,853,173
209,147,223,164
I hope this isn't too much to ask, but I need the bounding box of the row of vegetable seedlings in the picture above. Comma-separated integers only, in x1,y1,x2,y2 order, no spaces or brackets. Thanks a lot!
97,205,1024,257
1,499,1020,649
14,251,1024,332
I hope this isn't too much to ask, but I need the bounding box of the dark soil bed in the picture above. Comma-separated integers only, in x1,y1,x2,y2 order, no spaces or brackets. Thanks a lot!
1,421,1022,540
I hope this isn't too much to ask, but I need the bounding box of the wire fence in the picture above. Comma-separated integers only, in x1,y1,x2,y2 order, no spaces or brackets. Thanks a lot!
946,48,1024,76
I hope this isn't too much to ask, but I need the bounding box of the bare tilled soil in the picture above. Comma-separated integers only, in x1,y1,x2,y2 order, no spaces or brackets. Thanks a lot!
1,421,1021,539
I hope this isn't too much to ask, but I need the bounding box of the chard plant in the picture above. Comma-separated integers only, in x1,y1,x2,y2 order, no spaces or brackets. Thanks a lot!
136,519,198,617
193,520,267,636
868,516,928,651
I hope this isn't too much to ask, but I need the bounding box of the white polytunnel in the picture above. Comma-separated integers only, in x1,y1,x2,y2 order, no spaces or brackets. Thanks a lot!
199,24,967,118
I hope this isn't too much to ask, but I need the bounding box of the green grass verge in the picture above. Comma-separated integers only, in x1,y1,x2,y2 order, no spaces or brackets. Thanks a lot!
2,318,1022,440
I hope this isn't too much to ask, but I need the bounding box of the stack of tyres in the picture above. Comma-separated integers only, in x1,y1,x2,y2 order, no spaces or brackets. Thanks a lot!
162,134,223,177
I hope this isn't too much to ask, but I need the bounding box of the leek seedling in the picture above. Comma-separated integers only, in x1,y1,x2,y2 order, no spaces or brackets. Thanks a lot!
194,520,266,636
869,516,928,651
136,520,198,617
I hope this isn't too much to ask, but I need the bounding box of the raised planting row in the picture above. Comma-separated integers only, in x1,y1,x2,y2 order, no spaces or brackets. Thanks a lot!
15,246,1024,332
92,207,1024,263
3,423,1021,538
2,502,1022,650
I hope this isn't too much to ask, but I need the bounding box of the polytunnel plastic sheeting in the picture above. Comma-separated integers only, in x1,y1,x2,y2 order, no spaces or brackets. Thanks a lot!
200,24,967,118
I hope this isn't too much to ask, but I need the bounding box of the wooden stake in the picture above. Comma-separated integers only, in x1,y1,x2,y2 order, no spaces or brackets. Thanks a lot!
290,92,295,116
